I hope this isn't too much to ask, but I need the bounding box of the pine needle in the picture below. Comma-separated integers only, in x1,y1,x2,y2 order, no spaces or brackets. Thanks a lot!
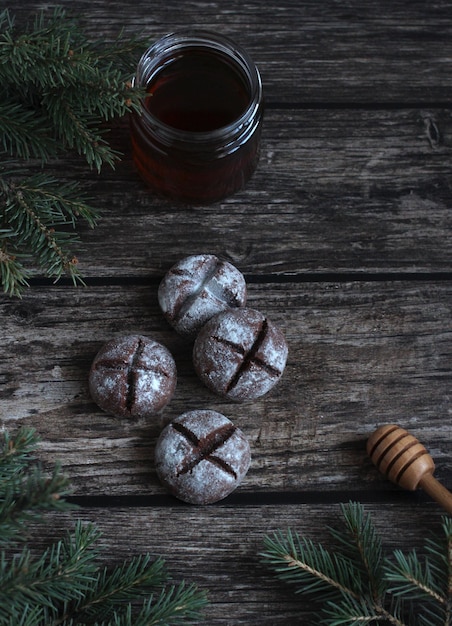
0,427,208,624
261,502,452,626
0,428,74,545
0,6,147,296
0,167,100,295
261,529,363,601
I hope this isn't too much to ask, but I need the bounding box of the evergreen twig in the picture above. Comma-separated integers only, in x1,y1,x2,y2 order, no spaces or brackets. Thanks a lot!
385,516,452,626
0,427,208,624
0,7,146,296
261,502,452,625
0,427,73,545
1,168,99,291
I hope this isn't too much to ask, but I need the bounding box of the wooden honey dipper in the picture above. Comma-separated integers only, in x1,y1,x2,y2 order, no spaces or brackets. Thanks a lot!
367,424,452,514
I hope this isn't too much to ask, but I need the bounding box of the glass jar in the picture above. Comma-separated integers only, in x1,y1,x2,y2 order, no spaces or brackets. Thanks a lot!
130,30,263,204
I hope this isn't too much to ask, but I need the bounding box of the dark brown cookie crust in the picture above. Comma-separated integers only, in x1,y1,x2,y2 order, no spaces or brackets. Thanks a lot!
193,308,288,401
158,254,247,338
89,334,177,418
155,410,251,504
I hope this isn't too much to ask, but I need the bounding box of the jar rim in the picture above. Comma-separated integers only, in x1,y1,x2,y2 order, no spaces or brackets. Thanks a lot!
133,29,263,145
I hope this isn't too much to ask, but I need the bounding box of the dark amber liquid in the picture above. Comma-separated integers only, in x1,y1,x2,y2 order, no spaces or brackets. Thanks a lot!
144,51,250,132
131,47,262,204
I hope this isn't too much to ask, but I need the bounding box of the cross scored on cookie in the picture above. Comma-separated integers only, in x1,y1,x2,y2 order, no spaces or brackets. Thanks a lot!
169,259,241,323
94,338,169,411
171,421,238,479
213,319,282,392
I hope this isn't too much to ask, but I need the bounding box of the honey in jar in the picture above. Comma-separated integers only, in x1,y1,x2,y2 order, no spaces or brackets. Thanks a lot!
130,31,263,204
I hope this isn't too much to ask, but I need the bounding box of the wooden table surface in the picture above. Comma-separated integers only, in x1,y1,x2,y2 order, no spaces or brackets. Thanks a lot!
2,1,452,623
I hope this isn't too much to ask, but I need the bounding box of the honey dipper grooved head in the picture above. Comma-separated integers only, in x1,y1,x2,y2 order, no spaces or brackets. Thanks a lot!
367,424,435,491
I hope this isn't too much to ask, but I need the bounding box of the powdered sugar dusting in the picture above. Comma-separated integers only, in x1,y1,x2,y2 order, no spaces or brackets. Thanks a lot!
89,334,176,419
158,254,246,337
193,308,288,401
155,410,251,505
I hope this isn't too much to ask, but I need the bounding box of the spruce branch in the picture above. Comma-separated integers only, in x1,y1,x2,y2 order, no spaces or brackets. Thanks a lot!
0,7,147,296
385,517,452,626
0,427,208,624
0,6,144,167
0,426,43,480
3,605,47,626
42,91,122,170
128,582,210,626
1,167,99,294
261,502,452,625
330,500,386,600
0,101,56,161
67,553,168,621
0,521,101,623
0,427,73,545
0,242,32,297
261,529,364,603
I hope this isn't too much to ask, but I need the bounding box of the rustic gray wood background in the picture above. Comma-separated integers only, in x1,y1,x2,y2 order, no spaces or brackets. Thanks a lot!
2,1,452,623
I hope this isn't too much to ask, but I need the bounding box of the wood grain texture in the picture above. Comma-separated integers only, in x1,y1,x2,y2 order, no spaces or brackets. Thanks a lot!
12,0,452,103
21,503,448,625
2,281,450,495
2,2,452,623
32,108,452,277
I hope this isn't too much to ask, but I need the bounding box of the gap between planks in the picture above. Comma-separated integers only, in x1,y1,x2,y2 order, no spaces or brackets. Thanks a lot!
25,271,452,289
66,488,430,509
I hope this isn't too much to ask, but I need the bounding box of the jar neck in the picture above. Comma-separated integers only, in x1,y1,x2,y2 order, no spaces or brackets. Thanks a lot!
134,30,263,152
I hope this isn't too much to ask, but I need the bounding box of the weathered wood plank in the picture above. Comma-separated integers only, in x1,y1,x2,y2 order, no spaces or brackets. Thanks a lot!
27,108,451,277
2,280,450,495
11,0,452,103
21,502,448,625
3,4,451,623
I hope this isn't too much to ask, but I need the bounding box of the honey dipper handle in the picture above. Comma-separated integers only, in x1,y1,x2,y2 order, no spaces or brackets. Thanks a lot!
419,474,452,514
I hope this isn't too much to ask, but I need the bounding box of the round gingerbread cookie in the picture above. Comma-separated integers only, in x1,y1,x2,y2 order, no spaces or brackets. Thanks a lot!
89,334,177,418
158,254,247,338
155,410,251,504
193,307,288,401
